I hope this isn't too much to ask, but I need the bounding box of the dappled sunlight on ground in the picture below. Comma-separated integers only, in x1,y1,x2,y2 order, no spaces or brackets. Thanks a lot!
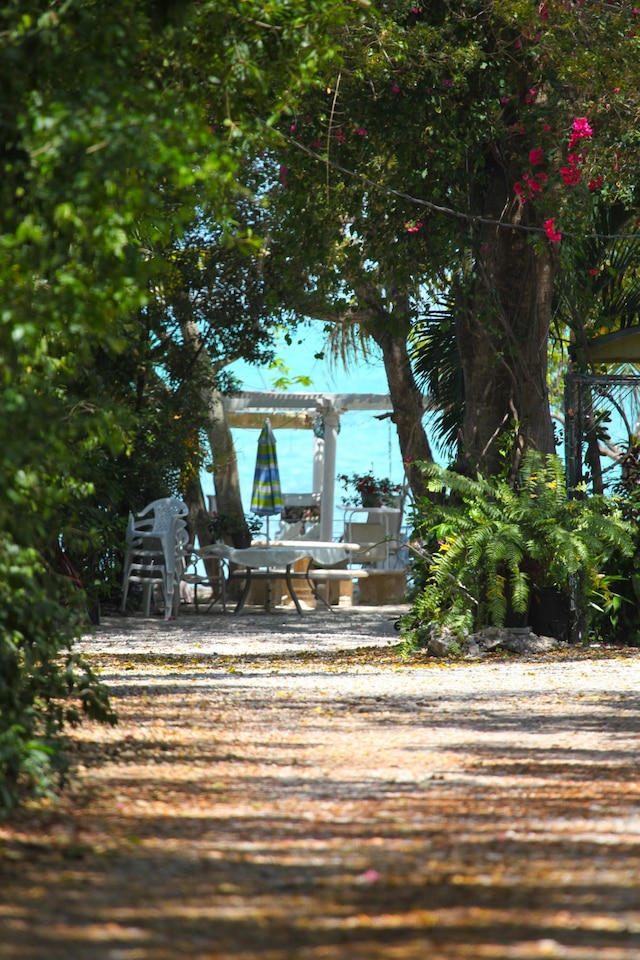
3,625,640,958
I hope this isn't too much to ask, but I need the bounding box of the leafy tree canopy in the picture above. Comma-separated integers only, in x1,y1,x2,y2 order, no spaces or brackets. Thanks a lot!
0,0,353,809
258,0,640,465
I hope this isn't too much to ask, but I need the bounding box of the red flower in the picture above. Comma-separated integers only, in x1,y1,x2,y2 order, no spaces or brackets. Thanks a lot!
544,218,562,243
560,166,582,186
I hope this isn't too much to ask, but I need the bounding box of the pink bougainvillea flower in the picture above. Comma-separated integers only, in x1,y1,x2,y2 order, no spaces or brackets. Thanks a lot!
442,78,453,87
529,147,545,166
589,268,599,276
573,117,593,137
568,117,593,150
500,96,511,104
544,218,562,243
405,221,423,233
279,165,288,185
356,127,368,136
391,82,401,94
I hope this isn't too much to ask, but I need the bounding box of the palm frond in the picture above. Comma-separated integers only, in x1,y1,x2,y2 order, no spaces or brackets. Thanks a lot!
409,307,463,455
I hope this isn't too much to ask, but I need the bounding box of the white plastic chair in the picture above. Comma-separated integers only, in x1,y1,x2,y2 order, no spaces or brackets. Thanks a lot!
344,521,390,567
121,498,189,620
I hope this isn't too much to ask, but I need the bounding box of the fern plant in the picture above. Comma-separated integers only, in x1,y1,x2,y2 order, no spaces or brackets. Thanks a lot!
402,451,634,640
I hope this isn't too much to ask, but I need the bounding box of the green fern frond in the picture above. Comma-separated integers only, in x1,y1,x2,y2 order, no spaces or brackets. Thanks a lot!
486,574,508,626
510,572,530,613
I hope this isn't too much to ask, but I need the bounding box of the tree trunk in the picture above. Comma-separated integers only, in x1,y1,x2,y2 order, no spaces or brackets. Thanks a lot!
456,165,557,478
181,321,250,543
202,385,248,528
182,475,222,582
369,327,433,501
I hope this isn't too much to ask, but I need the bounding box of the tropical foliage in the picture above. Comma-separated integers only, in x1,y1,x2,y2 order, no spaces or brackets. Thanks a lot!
0,0,351,810
261,0,640,477
401,452,634,643
3,0,640,808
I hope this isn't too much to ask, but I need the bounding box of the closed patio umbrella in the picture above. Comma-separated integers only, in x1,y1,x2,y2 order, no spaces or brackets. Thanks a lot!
250,418,284,543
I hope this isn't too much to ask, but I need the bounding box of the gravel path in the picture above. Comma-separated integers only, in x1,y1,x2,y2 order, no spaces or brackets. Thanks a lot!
77,603,410,656
7,603,637,959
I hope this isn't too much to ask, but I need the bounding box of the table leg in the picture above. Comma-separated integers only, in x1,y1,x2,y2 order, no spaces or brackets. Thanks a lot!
234,568,252,615
285,564,304,615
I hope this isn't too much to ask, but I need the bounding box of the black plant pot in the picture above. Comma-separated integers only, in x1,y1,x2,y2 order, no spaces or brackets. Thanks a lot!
503,583,530,629
529,587,570,642
504,605,530,629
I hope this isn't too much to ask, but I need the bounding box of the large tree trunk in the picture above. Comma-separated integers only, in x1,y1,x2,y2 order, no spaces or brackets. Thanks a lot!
456,164,557,478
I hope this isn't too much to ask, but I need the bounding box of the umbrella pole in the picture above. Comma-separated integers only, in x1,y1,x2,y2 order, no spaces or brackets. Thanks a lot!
265,516,274,611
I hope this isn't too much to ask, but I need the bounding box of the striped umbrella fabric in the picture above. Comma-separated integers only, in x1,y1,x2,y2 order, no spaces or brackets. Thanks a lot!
250,420,284,527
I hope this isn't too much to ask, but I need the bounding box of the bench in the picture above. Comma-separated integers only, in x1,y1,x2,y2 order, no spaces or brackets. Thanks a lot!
305,567,370,609
228,556,408,613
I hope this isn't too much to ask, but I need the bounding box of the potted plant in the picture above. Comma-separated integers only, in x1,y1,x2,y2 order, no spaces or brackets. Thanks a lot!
208,512,263,549
401,450,634,641
338,471,402,508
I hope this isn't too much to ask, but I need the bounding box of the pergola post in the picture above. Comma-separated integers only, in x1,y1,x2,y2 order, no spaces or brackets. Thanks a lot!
312,431,324,496
320,405,340,541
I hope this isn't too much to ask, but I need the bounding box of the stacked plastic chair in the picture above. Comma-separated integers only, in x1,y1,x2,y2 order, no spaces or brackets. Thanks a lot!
121,498,189,620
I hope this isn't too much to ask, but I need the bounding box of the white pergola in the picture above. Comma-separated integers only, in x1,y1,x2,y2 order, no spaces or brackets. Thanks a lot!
223,391,398,540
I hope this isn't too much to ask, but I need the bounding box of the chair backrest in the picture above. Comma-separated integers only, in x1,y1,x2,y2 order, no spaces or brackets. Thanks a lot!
275,519,303,540
125,499,189,563
345,522,389,564
137,497,188,534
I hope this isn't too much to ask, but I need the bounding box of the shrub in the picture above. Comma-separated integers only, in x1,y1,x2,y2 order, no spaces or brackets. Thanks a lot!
400,452,634,643
0,536,116,812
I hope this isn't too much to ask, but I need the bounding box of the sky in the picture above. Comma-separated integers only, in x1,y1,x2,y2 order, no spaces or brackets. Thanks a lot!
200,324,419,539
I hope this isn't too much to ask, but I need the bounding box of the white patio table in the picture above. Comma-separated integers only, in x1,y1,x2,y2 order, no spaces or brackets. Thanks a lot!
196,540,360,615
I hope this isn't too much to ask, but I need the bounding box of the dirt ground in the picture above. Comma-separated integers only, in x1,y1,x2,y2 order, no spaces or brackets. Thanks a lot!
2,604,640,959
